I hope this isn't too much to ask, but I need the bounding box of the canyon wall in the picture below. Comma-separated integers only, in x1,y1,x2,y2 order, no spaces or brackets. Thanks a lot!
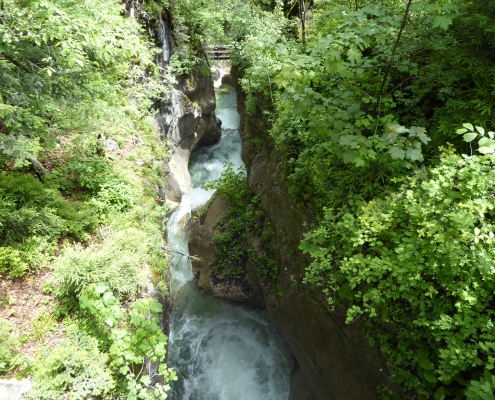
188,68,399,400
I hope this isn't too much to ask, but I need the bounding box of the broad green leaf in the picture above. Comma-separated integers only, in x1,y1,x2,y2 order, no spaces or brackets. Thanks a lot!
476,126,485,136
424,371,438,383
479,137,490,146
478,146,495,154
149,300,163,314
390,146,406,159
417,350,434,370
433,15,453,30
463,132,478,142
457,128,468,134
406,147,422,161
95,283,108,294
463,123,474,131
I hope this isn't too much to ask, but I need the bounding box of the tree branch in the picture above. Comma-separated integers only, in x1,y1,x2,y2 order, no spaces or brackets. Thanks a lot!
148,244,201,262
373,0,413,131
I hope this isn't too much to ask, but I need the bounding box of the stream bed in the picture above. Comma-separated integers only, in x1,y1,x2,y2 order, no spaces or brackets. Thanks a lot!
166,84,294,400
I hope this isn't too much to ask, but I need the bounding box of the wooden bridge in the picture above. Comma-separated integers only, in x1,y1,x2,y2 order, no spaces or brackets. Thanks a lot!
207,46,231,61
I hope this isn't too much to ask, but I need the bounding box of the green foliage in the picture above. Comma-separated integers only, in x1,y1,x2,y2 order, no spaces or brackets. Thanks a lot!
0,172,98,245
457,123,495,161
206,164,250,273
0,0,165,169
206,163,278,280
301,152,495,396
26,326,116,400
466,371,495,400
79,283,176,399
0,247,29,278
0,319,18,373
53,229,149,298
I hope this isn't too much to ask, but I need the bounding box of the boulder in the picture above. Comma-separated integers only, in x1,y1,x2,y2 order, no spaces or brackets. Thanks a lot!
188,196,264,308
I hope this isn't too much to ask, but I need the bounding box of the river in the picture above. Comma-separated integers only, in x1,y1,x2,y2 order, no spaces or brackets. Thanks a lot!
166,82,294,400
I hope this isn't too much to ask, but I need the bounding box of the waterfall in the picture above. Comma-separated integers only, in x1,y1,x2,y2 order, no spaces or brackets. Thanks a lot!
166,83,294,399
159,14,172,65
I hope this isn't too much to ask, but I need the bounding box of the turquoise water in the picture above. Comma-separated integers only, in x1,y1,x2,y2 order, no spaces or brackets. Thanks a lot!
166,84,293,400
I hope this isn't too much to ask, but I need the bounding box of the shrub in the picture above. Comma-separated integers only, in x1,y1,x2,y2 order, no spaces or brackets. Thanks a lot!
26,326,115,400
0,319,18,373
0,247,29,278
301,152,495,396
0,172,98,245
52,228,149,298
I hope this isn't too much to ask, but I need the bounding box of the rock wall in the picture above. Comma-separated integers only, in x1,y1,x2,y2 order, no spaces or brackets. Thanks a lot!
188,68,399,399
154,72,221,207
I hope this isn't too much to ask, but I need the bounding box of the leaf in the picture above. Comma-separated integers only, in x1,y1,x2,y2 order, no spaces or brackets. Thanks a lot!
457,128,468,134
406,147,423,161
463,132,478,142
433,15,453,30
490,153,495,163
489,131,495,139
478,146,495,154
103,291,115,305
347,46,361,63
390,146,406,159
417,349,435,370
479,137,490,146
476,126,485,136
95,283,108,294
424,370,438,383
463,123,474,131
338,283,356,300
149,300,163,314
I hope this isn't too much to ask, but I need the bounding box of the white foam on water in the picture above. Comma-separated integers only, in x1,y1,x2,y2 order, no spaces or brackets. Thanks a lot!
167,84,293,400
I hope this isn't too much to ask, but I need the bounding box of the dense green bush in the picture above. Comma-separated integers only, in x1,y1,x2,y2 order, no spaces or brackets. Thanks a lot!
0,172,98,245
26,326,115,400
53,228,149,298
301,152,495,397
206,163,278,279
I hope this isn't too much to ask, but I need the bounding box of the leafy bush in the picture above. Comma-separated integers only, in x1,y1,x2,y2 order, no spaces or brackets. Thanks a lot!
301,152,495,396
466,371,495,400
90,178,137,214
0,319,18,373
206,163,278,279
0,172,98,245
26,326,115,400
78,284,177,399
53,229,149,298
0,247,29,278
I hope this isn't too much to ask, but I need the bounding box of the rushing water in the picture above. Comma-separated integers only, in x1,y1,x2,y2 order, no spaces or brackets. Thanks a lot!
167,84,294,400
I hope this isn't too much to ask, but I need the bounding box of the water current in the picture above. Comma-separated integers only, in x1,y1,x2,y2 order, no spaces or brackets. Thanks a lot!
166,82,294,400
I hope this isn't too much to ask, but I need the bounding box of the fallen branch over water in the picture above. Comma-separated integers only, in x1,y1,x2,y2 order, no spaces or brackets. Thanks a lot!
147,244,201,261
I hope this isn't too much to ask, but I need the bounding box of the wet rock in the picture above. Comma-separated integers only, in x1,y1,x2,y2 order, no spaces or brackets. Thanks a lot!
154,71,221,205
0,379,31,400
188,196,264,307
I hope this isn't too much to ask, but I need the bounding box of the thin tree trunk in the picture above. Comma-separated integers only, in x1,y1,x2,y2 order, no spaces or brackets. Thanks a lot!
300,0,306,46
373,0,413,131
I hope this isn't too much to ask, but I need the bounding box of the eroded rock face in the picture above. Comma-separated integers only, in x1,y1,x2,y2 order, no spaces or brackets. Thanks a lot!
188,196,264,307
187,68,399,400
154,72,221,207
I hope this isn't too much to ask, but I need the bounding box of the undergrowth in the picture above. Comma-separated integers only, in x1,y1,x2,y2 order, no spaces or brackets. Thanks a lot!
206,163,278,280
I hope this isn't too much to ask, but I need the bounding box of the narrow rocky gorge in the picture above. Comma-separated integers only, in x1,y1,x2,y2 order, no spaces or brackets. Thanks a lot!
187,68,398,400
